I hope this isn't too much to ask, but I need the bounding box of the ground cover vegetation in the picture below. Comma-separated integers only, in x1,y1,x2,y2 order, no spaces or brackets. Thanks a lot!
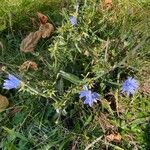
0,0,150,149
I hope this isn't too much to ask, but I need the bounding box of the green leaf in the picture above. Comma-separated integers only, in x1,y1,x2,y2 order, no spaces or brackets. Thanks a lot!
2,127,28,142
101,99,114,115
38,141,60,150
12,112,25,125
84,115,92,127
59,70,82,84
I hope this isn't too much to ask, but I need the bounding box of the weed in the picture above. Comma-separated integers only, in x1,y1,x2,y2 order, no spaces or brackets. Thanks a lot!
0,0,150,149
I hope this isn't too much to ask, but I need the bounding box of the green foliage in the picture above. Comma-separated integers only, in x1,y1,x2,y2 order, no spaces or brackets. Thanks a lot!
0,0,150,149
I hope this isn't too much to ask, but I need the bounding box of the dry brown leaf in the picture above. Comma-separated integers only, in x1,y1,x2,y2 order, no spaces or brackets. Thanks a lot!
106,133,122,142
39,23,54,38
0,95,9,112
37,12,48,24
20,30,42,52
104,0,113,9
20,12,54,52
19,60,38,72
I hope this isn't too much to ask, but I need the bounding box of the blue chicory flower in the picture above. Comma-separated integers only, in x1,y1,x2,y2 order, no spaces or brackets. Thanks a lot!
3,74,21,90
121,77,139,96
69,16,77,26
79,86,100,107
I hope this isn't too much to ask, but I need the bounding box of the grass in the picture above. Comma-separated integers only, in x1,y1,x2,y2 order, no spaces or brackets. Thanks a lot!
0,0,150,149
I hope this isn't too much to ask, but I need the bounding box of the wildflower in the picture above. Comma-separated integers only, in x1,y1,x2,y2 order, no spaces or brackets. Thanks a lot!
79,86,100,107
121,77,139,96
69,16,77,26
3,74,21,90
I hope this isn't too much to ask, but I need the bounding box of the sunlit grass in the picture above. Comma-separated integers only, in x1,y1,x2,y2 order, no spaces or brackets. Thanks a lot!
0,0,150,149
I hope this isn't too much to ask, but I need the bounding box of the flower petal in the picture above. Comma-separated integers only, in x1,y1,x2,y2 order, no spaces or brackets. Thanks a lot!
3,74,21,90
121,77,139,95
79,86,100,107
69,16,77,26
79,90,89,98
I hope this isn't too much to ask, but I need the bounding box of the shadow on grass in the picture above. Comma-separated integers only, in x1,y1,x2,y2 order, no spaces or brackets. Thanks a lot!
144,119,150,150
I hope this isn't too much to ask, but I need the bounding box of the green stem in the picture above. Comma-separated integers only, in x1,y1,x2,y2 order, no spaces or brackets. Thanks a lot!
25,84,48,98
